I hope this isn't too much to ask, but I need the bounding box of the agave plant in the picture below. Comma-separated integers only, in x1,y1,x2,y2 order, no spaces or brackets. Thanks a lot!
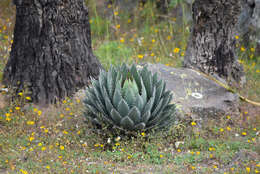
84,64,176,133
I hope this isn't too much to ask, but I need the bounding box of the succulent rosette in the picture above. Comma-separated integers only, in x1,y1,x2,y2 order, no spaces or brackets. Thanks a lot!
84,64,176,133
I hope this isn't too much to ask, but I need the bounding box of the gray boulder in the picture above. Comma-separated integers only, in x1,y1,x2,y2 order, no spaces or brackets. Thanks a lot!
143,63,239,122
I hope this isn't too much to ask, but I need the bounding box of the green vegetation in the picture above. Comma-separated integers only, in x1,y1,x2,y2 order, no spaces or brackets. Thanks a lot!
94,41,133,69
0,0,259,173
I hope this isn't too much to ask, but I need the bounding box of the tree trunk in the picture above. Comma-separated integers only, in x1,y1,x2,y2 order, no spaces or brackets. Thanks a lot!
253,0,260,56
238,0,255,47
183,0,245,85
3,0,102,105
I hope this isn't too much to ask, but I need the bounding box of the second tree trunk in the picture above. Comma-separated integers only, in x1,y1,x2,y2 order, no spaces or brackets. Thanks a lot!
183,0,245,84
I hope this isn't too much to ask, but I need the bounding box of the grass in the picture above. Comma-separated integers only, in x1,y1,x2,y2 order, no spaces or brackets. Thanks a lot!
0,0,260,173
94,41,133,69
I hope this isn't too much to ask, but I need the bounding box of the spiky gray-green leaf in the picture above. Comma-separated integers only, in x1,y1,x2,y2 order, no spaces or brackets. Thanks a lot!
117,99,130,117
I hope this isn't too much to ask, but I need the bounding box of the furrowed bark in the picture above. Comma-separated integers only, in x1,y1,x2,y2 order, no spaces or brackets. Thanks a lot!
183,0,245,84
3,0,103,105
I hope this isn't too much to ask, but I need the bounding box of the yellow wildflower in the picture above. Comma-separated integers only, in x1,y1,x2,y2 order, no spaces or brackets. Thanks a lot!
240,47,246,52
242,132,247,136
120,38,125,43
173,48,180,53
209,147,215,151
246,167,250,173
20,169,28,174
167,36,172,40
114,11,119,16
138,54,144,59
29,137,34,142
191,122,196,126
116,24,120,29
63,130,68,134
27,121,35,125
